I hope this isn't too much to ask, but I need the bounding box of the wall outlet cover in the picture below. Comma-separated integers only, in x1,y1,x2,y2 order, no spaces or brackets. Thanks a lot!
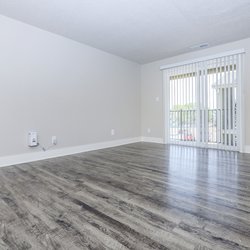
28,131,38,147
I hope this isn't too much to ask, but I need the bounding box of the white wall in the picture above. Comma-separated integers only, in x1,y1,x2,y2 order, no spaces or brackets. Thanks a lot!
0,15,141,157
141,38,250,148
1,14,249,161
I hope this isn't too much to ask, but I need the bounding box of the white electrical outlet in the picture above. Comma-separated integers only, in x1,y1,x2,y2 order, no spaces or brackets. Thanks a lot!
155,96,160,102
28,131,38,147
111,129,115,136
52,136,57,145
147,128,151,134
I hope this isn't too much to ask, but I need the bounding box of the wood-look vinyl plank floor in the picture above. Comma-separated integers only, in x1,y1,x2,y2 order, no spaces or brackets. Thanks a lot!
0,142,250,249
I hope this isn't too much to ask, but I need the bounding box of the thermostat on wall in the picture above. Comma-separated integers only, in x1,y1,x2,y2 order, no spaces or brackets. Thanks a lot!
28,131,38,147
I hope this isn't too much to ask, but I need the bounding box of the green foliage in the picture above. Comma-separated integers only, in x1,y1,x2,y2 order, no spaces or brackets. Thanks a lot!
173,103,195,111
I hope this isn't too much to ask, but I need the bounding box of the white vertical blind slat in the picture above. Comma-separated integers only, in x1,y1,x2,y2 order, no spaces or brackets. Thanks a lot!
232,56,237,148
228,56,232,150
223,56,228,147
215,58,220,148
236,54,242,151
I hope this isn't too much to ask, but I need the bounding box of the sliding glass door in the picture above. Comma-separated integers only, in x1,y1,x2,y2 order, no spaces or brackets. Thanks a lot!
164,53,243,151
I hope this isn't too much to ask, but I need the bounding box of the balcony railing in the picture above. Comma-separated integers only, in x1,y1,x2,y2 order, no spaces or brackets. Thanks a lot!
169,109,236,145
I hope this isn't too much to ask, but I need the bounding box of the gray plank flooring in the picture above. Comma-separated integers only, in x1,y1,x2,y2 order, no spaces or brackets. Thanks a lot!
0,142,250,249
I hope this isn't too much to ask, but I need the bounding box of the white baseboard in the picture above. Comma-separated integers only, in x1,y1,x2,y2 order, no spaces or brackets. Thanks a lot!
141,137,164,144
0,137,141,168
4,137,246,168
244,145,250,153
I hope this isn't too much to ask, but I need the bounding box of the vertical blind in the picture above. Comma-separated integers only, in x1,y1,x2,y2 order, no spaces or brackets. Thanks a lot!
162,52,243,151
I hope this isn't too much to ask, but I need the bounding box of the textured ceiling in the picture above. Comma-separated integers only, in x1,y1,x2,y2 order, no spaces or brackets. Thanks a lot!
0,0,250,63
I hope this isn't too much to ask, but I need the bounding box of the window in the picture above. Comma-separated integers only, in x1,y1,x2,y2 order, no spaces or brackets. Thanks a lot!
162,51,244,151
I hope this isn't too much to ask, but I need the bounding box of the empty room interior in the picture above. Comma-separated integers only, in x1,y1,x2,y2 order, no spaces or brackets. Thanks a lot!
1,0,250,249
